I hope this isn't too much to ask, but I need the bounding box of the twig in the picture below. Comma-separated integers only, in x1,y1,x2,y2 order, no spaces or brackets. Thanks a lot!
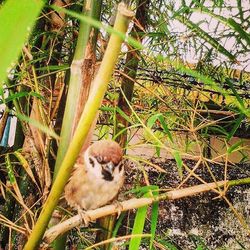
43,177,250,244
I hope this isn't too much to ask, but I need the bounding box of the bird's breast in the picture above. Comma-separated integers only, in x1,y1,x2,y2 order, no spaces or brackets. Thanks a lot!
65,164,124,211
81,175,123,210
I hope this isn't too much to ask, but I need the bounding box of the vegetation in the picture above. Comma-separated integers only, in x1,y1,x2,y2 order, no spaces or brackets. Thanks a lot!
0,0,249,249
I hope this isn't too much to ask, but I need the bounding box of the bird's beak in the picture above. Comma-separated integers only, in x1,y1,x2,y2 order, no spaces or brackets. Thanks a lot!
104,162,115,175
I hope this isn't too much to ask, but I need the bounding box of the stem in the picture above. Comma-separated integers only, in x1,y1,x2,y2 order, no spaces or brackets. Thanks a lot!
52,1,102,249
23,4,134,249
44,177,250,243
53,0,96,178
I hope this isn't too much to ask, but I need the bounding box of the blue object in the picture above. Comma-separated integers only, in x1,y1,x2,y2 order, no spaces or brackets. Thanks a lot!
1,116,11,147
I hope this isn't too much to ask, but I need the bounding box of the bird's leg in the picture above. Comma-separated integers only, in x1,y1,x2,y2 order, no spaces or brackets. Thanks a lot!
113,200,124,218
77,207,91,227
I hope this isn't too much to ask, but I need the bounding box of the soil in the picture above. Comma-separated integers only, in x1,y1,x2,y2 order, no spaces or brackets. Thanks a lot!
120,158,250,249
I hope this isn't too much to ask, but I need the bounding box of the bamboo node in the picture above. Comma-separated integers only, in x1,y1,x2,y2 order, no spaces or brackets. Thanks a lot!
118,2,134,18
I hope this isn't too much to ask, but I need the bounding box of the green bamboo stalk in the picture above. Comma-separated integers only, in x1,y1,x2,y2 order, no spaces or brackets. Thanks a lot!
23,3,134,249
96,1,148,249
116,0,148,147
53,0,98,179
52,1,102,249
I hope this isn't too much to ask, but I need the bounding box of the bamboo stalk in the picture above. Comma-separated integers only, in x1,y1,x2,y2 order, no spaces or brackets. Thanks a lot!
43,177,250,244
23,3,134,249
52,1,102,249
53,0,95,179
96,1,149,248
116,0,148,147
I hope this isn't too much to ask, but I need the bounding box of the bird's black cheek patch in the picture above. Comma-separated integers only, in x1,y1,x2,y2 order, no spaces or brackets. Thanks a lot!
101,169,114,182
89,157,95,167
118,163,123,172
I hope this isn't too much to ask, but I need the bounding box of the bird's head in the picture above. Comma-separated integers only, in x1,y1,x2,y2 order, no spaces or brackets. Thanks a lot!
84,140,123,181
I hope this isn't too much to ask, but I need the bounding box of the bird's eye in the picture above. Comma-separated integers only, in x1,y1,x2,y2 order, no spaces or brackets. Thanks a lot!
96,156,103,164
89,157,95,167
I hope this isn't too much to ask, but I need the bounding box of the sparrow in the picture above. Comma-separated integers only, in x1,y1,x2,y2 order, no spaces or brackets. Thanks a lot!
64,140,124,218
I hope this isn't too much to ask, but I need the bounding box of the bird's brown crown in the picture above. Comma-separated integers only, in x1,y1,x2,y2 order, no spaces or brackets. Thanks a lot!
88,140,123,165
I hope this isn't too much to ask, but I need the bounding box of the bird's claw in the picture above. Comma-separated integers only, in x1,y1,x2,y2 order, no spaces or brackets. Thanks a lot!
78,208,91,227
113,200,123,218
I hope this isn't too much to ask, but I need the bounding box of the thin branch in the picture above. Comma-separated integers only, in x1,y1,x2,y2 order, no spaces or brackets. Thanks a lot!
43,177,250,244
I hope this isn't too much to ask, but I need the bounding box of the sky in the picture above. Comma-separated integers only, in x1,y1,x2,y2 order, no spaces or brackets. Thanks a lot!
168,0,250,71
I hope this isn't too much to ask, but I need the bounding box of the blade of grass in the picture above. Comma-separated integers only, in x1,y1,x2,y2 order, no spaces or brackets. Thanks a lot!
15,112,59,140
226,113,245,141
1,91,43,105
173,151,183,179
52,5,143,50
173,14,236,61
12,151,38,187
129,186,159,250
227,140,243,154
150,188,159,250
129,202,148,250
5,154,34,216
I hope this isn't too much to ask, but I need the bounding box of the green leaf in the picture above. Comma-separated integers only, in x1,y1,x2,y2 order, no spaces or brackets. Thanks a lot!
165,58,228,97
190,7,250,47
172,6,190,18
147,113,173,142
227,140,243,154
116,107,133,123
5,154,16,184
158,115,173,142
227,18,250,46
128,185,158,197
196,246,204,250
52,5,143,50
158,16,170,34
147,113,159,128
15,112,59,140
173,14,236,61
155,144,161,157
12,151,37,186
111,212,126,239
214,0,223,7
129,186,159,250
1,91,44,105
209,126,229,137
100,106,133,124
173,151,183,178
226,79,249,116
0,0,44,87
129,204,148,250
157,239,179,250
226,113,245,141
189,234,209,250
37,64,69,72
150,189,159,250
